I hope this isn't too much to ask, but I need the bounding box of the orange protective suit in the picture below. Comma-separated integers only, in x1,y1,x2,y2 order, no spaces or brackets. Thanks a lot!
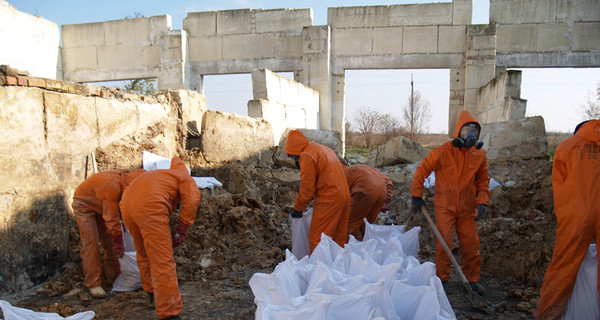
72,168,147,288
535,120,600,320
411,111,490,282
344,164,394,241
285,130,351,253
120,157,200,320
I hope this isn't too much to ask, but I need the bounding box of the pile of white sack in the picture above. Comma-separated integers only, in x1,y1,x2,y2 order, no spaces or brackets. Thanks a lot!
250,219,456,320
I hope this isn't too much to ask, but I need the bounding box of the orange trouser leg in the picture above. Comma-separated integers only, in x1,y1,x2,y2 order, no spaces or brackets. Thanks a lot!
141,215,182,319
74,205,103,288
455,211,481,282
535,215,593,320
309,200,350,253
434,210,455,281
96,216,120,283
122,213,153,294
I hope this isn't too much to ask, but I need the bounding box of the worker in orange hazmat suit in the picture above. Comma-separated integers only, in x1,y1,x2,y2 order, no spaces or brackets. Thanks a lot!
285,129,351,254
72,168,147,297
411,110,490,295
535,119,600,320
344,164,394,241
120,157,200,320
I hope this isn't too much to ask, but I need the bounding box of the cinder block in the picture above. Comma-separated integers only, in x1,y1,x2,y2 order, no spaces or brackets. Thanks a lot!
403,26,437,53
222,33,276,59
557,0,600,23
97,44,160,68
497,24,537,53
184,12,217,36
255,9,312,34
217,9,252,35
103,18,151,44
439,26,466,53
188,36,223,62
536,23,570,51
331,28,373,55
328,6,389,28
389,3,452,26
573,22,600,51
62,22,104,48
276,35,303,58
373,27,403,54
62,47,98,73
490,0,556,24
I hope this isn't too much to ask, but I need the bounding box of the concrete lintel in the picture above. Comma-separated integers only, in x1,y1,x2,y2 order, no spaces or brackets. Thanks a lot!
189,57,302,75
331,53,463,74
496,51,600,68
65,66,161,83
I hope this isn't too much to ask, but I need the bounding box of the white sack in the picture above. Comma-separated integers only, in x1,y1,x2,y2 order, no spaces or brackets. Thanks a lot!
290,208,313,259
563,243,600,320
110,252,142,292
0,300,94,320
142,151,221,189
421,172,500,193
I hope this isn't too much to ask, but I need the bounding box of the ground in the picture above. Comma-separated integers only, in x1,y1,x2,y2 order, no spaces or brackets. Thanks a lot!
1,134,564,320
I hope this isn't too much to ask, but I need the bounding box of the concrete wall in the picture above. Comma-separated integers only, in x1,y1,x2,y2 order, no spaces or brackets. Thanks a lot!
492,0,600,67
248,68,319,144
476,70,526,124
62,15,172,84
0,76,190,293
0,1,61,79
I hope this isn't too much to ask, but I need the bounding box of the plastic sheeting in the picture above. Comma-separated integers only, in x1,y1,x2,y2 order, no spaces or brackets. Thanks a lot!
290,208,313,259
142,151,222,190
0,300,94,320
250,221,456,320
110,225,142,292
563,243,600,320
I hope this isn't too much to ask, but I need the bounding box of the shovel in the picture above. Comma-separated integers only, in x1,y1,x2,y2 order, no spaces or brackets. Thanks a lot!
420,206,490,313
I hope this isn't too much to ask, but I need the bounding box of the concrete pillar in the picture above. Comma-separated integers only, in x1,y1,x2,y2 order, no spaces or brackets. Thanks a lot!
302,25,331,130
331,73,345,150
159,30,187,90
449,67,466,136
465,24,497,118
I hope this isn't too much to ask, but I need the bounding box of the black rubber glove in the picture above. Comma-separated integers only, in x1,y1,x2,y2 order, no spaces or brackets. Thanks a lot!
290,209,303,218
475,204,487,221
412,197,425,210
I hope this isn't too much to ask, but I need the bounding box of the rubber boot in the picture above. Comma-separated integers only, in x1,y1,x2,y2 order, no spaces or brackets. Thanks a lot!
160,316,180,320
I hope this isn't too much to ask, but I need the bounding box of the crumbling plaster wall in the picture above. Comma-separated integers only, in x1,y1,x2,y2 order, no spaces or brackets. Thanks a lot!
0,74,208,292
248,68,319,145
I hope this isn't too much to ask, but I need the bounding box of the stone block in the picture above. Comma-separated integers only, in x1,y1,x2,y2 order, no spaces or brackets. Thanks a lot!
403,26,437,53
573,22,600,51
327,6,389,28
367,136,430,167
217,9,252,35
97,43,160,68
466,64,496,89
188,36,223,62
497,24,537,53
273,129,342,168
5,76,17,85
439,26,467,53
373,27,403,54
481,116,548,162
490,0,556,24
276,35,303,58
184,12,217,36
453,0,473,25
103,18,151,44
471,34,496,50
557,0,600,23
27,77,46,88
222,33,276,59
255,9,312,34
536,23,570,52
389,3,452,26
331,28,373,56
201,110,274,164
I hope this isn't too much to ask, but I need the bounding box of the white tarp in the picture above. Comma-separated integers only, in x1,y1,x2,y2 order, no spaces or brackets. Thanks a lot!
250,221,456,320
0,300,94,320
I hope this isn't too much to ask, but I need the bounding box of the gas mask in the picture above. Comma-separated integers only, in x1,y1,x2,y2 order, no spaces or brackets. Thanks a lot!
287,154,300,170
452,123,484,149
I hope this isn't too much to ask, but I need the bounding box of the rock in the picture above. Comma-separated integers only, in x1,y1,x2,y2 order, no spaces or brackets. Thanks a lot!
367,136,430,167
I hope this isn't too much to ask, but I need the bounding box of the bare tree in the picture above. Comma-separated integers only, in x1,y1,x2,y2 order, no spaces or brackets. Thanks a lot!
401,75,432,141
378,113,402,143
581,84,600,120
353,107,381,148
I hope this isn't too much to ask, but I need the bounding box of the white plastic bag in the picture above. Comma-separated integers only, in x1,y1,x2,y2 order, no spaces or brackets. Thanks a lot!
110,252,142,292
563,243,600,320
0,300,94,320
290,208,313,259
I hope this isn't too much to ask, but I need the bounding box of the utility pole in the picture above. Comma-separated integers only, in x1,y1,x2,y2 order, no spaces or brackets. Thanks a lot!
410,74,415,138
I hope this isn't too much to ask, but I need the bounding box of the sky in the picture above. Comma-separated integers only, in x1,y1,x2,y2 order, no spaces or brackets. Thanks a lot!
11,0,599,133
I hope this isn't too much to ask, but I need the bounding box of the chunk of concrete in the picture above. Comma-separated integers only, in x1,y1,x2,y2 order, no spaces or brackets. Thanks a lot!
274,129,343,168
481,116,548,163
201,110,274,165
367,136,430,167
